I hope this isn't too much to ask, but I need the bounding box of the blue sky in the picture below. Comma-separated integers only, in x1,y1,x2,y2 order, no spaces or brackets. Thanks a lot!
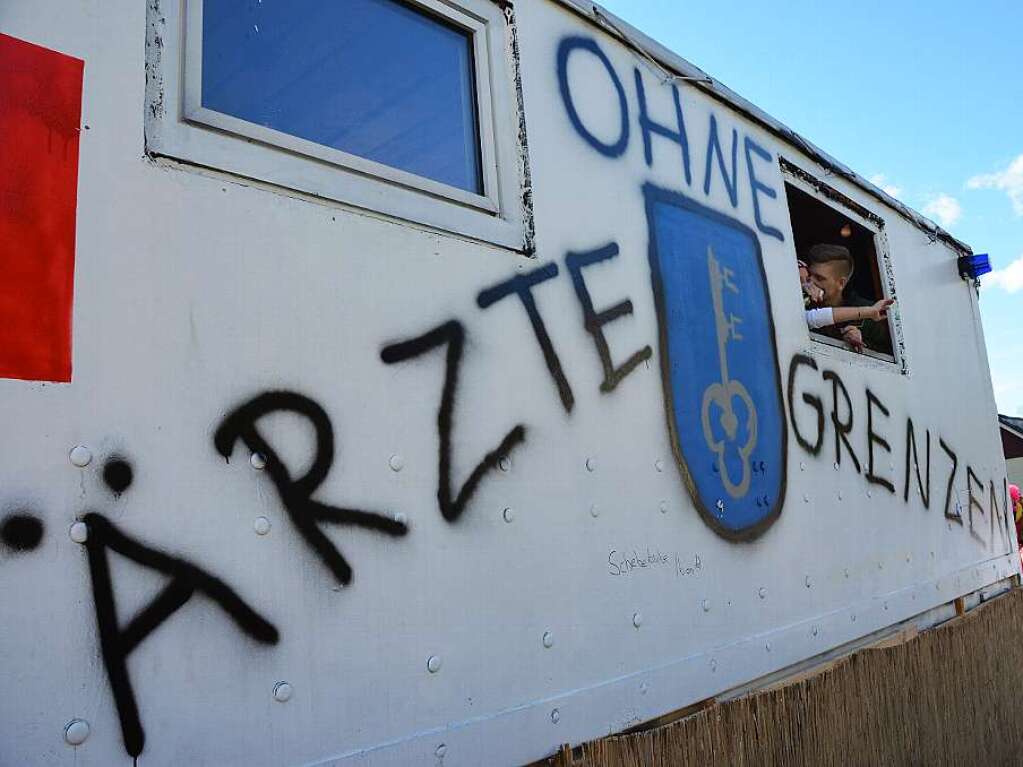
597,0,1023,416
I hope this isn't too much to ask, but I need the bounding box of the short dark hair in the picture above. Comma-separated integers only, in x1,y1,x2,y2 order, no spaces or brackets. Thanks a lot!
806,243,854,279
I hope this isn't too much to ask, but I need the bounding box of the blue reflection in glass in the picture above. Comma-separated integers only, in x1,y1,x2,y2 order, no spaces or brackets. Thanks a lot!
202,0,483,194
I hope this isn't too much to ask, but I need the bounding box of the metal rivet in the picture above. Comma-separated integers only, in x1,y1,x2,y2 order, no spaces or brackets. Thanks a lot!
589,504,600,518
930,551,935,559
640,682,649,695
799,462,805,471
765,641,772,652
394,512,407,526
851,613,856,622
427,655,442,673
866,490,872,498
936,582,941,590
585,457,597,472
702,599,711,612
878,562,884,570
69,521,88,544
542,631,554,648
884,601,889,610
253,516,271,536
758,587,767,599
64,719,90,746
805,575,812,588
843,568,850,579
812,625,819,636
69,445,92,468
654,459,664,472
632,612,643,628
502,507,514,523
837,491,843,501
906,554,911,563
551,708,560,724
710,658,717,671
802,494,809,503
659,501,669,514
435,744,447,758
833,462,840,471
389,454,404,472
498,456,511,472
273,682,292,702
250,452,267,470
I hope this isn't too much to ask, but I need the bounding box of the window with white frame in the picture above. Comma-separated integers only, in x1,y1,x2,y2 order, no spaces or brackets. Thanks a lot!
781,159,900,365
147,0,526,249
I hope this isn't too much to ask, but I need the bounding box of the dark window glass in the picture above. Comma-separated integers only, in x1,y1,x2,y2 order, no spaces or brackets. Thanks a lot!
201,0,483,194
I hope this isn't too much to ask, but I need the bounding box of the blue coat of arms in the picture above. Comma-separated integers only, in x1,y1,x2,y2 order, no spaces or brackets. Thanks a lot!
644,184,787,540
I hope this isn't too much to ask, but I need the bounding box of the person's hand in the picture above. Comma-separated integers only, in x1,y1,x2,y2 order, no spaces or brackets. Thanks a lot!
841,325,864,353
861,298,894,322
802,281,825,303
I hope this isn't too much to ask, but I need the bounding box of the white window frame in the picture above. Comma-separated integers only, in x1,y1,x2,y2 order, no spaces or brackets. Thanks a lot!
147,0,525,250
780,162,903,371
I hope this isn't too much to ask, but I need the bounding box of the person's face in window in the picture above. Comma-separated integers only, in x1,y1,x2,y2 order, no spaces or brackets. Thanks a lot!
806,261,849,307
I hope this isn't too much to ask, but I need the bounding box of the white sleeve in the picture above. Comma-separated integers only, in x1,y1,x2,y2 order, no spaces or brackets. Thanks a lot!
805,307,835,329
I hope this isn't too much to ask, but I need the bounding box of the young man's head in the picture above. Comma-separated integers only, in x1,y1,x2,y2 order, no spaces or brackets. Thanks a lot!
805,244,854,307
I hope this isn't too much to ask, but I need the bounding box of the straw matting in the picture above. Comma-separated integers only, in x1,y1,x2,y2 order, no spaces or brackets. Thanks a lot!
548,588,1023,766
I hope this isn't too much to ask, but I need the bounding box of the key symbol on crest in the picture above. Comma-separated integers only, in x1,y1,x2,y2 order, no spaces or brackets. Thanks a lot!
700,246,758,499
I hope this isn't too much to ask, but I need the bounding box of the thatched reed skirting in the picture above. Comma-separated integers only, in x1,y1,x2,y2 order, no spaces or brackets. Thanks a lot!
550,588,1023,767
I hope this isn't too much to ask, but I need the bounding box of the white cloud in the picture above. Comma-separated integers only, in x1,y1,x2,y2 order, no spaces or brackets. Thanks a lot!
967,154,1023,216
868,173,902,198
985,254,1023,294
989,363,1023,418
922,193,962,227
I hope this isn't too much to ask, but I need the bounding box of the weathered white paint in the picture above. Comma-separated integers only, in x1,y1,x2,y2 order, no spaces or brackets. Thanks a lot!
0,2,1015,766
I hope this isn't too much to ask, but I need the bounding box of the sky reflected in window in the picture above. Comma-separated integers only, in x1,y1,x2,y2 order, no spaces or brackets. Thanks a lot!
202,0,483,193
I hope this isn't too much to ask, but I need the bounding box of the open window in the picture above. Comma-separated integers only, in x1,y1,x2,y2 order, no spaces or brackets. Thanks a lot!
781,160,898,363
146,0,527,250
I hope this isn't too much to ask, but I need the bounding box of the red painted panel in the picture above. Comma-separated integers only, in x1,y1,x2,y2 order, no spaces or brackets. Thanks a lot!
0,33,83,383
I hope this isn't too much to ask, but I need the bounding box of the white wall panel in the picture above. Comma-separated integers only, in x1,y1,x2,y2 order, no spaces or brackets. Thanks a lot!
0,1,1015,765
